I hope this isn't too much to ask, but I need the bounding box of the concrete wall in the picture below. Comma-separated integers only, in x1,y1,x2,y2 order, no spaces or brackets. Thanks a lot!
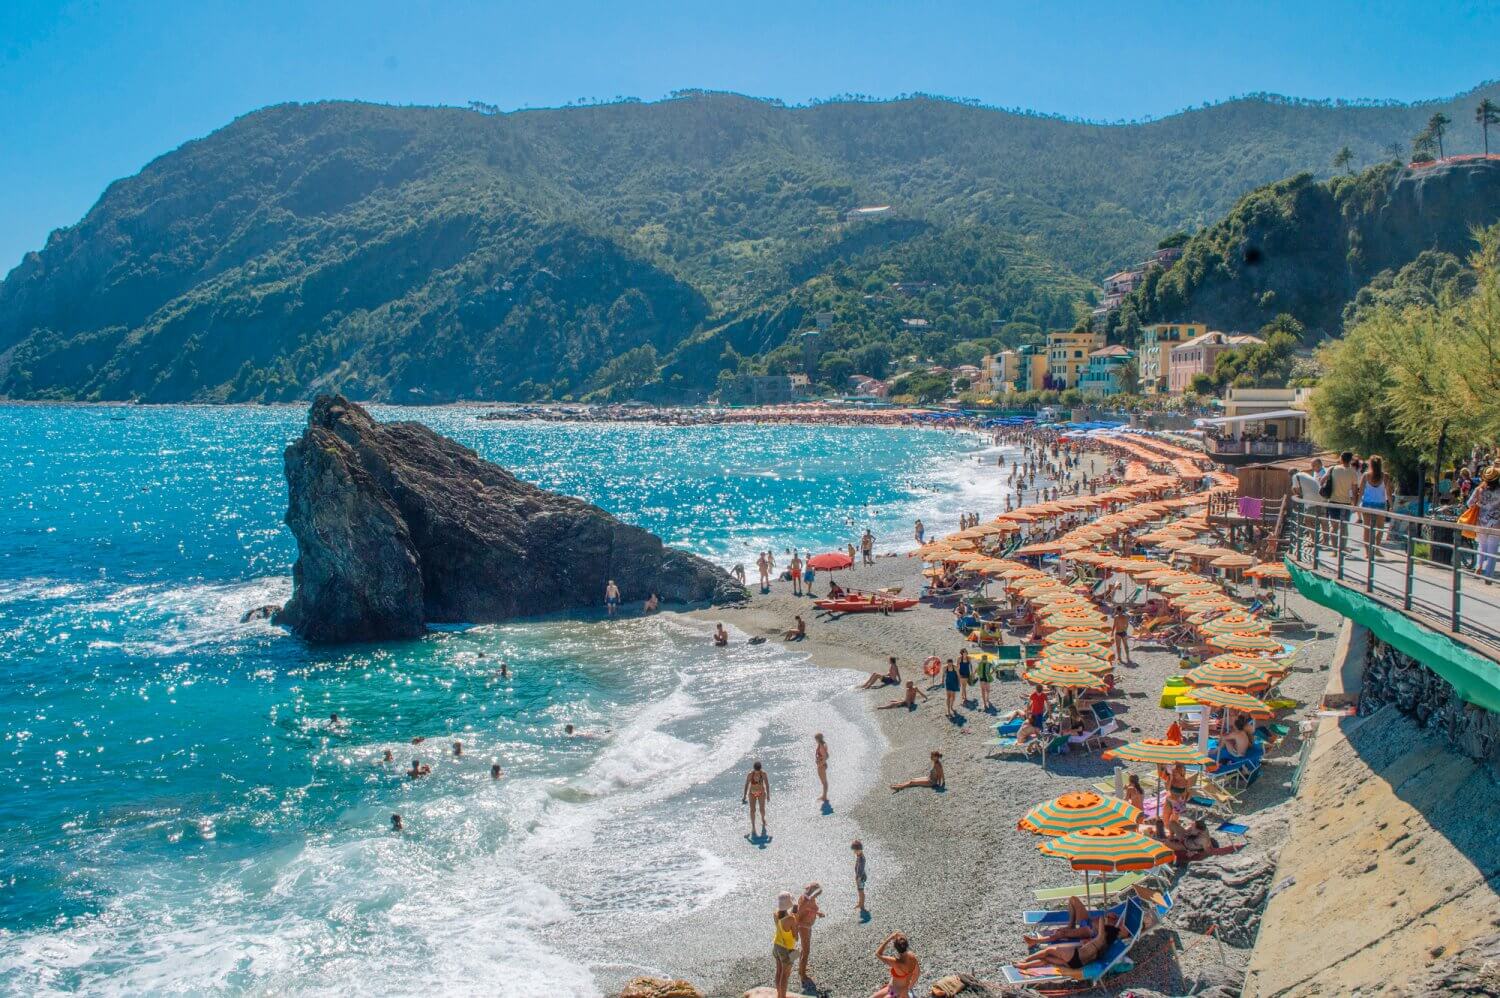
1243,625,1500,996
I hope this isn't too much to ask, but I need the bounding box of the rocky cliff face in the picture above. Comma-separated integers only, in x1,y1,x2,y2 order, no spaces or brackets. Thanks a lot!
275,395,742,642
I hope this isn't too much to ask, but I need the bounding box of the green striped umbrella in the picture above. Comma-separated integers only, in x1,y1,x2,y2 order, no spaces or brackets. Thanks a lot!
1018,791,1141,836
1183,659,1273,689
1101,738,1213,766
1206,630,1282,653
1183,685,1275,719
1198,614,1268,636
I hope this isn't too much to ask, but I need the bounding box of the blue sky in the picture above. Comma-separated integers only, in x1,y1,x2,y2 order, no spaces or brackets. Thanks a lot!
3,0,1499,273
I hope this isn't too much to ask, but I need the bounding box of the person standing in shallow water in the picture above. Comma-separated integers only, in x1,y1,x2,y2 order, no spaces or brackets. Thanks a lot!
742,760,771,837
604,579,620,616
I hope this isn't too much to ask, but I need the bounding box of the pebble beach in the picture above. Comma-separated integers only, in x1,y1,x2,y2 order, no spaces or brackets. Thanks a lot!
685,452,1343,997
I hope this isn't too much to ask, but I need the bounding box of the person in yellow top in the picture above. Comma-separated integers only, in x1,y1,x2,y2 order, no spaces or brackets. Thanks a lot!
771,892,798,998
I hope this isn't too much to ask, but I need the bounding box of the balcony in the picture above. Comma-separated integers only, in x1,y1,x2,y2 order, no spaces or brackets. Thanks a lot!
1204,437,1317,458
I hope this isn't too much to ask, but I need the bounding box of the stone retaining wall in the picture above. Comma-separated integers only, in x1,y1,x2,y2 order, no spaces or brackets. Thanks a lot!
1361,636,1500,762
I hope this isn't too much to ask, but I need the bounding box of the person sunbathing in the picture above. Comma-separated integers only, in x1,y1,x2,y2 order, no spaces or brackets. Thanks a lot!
783,615,806,641
1221,716,1253,757
1176,819,1214,854
890,751,944,793
1015,718,1041,744
1022,896,1100,946
859,657,902,689
1014,912,1128,972
877,681,929,711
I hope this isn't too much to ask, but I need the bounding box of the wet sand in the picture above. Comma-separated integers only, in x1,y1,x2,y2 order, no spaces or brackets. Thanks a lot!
687,543,1342,995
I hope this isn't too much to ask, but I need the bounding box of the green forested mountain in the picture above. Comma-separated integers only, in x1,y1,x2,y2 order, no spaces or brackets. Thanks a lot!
1111,158,1500,341
5,85,1500,402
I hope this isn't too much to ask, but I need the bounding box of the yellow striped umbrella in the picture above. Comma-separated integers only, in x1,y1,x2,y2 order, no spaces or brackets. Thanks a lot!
1029,592,1088,607
1185,685,1275,719
1018,792,1141,836
1183,659,1272,689
1037,649,1112,671
1207,631,1283,653
1020,663,1107,689
1039,827,1176,873
1042,613,1109,630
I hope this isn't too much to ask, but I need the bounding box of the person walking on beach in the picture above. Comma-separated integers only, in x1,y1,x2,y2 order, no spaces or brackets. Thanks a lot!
975,651,995,711
851,840,868,916
957,647,974,707
873,931,919,997
814,733,830,804
794,882,823,982
1112,605,1131,666
771,892,798,998
757,552,771,591
861,528,875,565
789,552,804,596
604,579,621,617
742,760,771,837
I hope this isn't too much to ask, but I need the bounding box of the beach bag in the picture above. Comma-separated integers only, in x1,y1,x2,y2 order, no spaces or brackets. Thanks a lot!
1459,502,1479,540
1317,474,1333,500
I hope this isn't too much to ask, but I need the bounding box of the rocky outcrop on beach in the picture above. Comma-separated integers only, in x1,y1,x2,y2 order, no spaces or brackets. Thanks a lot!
619,978,703,998
274,395,743,642
1361,637,1500,762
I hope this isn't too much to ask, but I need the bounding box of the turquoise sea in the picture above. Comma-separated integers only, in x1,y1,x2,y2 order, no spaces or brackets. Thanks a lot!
0,405,1010,995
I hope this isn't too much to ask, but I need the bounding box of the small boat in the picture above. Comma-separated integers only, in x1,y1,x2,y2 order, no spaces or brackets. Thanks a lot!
814,594,918,614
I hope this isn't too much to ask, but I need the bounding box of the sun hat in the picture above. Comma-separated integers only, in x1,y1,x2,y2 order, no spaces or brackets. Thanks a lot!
1484,466,1500,484
777,891,794,909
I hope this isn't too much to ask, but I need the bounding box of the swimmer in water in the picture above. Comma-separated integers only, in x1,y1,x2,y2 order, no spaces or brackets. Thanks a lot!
714,623,729,647
382,749,394,763
452,740,463,757
491,763,504,779
407,758,431,779
391,813,403,832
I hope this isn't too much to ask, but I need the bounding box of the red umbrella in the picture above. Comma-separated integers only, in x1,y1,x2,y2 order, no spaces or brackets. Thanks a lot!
807,552,854,571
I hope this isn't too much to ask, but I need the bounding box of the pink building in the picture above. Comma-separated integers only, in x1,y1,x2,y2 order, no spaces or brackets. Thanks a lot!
1168,332,1264,393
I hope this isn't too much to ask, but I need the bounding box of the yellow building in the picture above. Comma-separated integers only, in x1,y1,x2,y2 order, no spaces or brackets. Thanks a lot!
1139,322,1206,394
1046,329,1104,389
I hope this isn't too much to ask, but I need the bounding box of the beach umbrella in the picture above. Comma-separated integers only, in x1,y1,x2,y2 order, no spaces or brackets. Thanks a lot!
1210,553,1257,569
1043,626,1111,643
1101,738,1213,766
1245,562,1291,581
1163,581,1220,595
1040,638,1112,656
1018,792,1141,836
1037,651,1113,673
1029,591,1088,606
1039,827,1175,874
1183,659,1271,689
1204,653,1277,669
1015,541,1077,556
1184,685,1275,719
1020,663,1107,689
1199,616,1269,637
806,552,853,571
1207,631,1283,653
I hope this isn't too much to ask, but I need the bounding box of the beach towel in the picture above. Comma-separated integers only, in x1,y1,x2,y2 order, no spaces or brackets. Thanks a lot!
1237,496,1263,520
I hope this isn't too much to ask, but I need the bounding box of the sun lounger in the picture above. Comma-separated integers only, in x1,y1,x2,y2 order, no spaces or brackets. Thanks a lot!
1032,872,1146,903
1020,888,1173,924
1001,896,1147,986
1069,712,1119,753
990,732,1069,768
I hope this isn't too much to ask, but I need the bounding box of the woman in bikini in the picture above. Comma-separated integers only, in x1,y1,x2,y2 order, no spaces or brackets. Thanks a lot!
872,931,919,998
742,761,771,838
858,657,901,689
814,733,830,804
1014,910,1128,972
890,751,944,793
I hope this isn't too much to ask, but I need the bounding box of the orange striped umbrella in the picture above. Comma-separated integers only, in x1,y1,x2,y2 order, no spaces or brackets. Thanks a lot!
1245,562,1291,580
1102,739,1214,766
1039,652,1114,674
1039,827,1176,872
1163,581,1220,595
1045,626,1112,643
1184,685,1275,719
1030,592,1089,607
1199,616,1270,637
1204,653,1278,669
1041,639,1112,656
1018,792,1141,836
1206,631,1283,653
1021,663,1107,689
1183,659,1272,689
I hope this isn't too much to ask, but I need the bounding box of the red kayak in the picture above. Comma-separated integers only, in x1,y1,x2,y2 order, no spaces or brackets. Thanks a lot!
814,595,918,613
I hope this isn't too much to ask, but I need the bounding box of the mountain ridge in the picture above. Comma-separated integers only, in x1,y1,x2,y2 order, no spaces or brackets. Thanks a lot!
7,83,1500,402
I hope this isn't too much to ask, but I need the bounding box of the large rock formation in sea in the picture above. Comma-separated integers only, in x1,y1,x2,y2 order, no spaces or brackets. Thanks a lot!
274,395,742,642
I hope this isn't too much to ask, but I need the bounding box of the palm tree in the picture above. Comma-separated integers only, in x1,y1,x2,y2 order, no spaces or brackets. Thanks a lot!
1332,146,1354,174
1477,99,1499,156
1427,112,1452,160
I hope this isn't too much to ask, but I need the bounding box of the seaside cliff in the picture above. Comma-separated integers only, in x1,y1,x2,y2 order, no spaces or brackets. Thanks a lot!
275,395,743,642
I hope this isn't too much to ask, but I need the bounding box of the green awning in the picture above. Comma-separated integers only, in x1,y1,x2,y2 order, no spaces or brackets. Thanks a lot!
1287,560,1500,713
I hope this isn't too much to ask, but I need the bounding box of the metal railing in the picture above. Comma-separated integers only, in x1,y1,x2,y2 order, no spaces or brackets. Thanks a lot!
1205,438,1318,457
1285,496,1500,658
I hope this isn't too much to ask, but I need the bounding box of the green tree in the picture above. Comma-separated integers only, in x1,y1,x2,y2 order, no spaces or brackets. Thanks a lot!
816,351,856,387
1477,98,1499,156
1188,372,1218,396
1427,112,1452,160
1412,129,1437,163
1115,356,1140,396
1332,146,1354,174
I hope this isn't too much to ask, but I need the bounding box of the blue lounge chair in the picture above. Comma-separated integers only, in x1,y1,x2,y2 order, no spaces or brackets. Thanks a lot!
1021,888,1173,925
1001,895,1147,986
